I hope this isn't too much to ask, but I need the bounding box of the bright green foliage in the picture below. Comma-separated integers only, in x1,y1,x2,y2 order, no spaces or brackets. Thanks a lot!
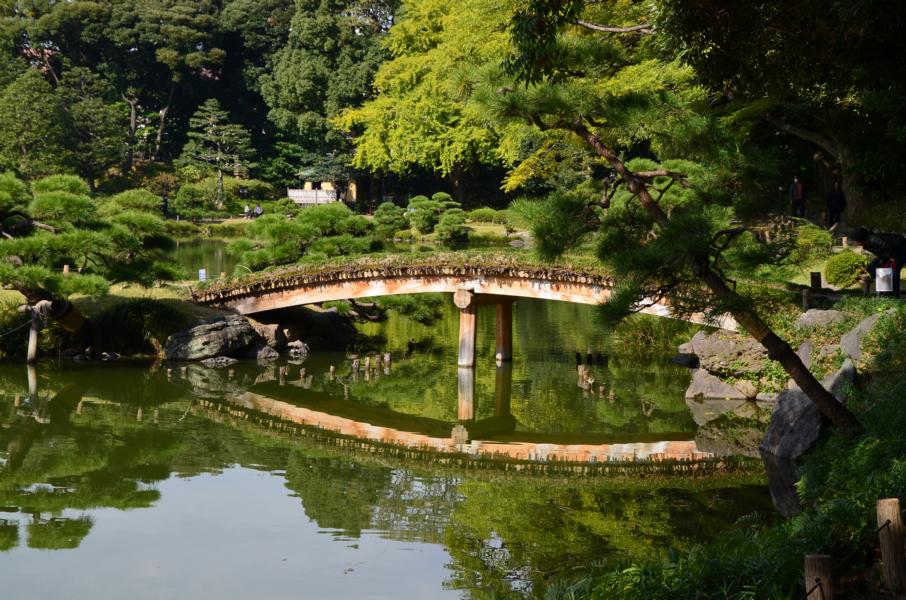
233,214,320,269
465,207,496,222
233,205,377,270
173,177,275,218
32,175,91,197
99,189,162,216
373,202,408,239
434,210,468,248
824,251,869,288
334,0,513,177
28,192,96,229
0,172,29,213
790,224,833,266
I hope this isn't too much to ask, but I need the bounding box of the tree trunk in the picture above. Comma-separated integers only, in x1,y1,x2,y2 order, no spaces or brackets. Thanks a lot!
216,168,225,211
574,124,863,435
152,82,176,162
448,164,466,204
123,95,139,172
836,146,866,217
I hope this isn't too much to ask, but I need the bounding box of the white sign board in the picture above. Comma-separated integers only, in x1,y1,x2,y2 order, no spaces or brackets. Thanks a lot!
198,268,207,282
876,267,893,293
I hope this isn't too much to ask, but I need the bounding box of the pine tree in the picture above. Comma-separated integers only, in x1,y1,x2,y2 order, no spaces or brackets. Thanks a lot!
493,0,863,434
178,99,256,210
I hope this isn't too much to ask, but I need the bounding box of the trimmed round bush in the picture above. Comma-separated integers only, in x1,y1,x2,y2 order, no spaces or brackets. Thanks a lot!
467,207,497,222
825,251,869,288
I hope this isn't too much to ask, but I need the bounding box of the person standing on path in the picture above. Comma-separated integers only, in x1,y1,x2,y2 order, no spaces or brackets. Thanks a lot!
789,175,806,218
826,180,846,227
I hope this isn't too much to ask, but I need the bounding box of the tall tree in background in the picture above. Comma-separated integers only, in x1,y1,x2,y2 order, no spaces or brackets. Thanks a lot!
486,0,862,432
334,0,512,201
659,0,906,215
110,0,226,161
178,99,255,208
261,0,397,186
58,67,126,189
0,69,64,178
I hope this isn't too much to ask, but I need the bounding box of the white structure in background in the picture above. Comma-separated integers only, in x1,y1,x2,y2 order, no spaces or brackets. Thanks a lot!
287,188,338,205
287,180,360,206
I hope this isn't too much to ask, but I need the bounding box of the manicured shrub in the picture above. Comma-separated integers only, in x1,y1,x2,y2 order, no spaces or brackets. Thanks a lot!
32,174,90,197
825,251,869,288
99,189,162,217
467,207,497,222
435,210,469,248
407,195,443,233
373,202,408,239
29,191,95,227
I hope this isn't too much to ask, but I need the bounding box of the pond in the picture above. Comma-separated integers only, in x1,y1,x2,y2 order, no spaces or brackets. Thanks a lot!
171,238,239,280
0,298,771,599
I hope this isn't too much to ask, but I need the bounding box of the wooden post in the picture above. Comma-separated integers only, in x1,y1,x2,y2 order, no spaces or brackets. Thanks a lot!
457,367,475,421
455,290,477,368
26,308,39,364
878,498,906,593
802,288,811,310
495,301,513,362
810,272,822,290
26,364,37,403
804,554,835,600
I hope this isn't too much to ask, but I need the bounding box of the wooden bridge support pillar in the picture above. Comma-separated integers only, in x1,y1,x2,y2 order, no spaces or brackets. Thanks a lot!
494,362,512,418
455,290,477,368
495,300,514,362
455,289,515,368
457,367,475,422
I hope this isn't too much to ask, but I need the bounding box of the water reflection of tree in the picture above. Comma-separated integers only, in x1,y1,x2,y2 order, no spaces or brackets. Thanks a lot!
0,364,768,600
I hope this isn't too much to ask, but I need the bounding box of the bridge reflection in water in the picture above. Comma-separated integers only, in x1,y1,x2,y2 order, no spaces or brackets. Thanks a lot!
209,362,716,466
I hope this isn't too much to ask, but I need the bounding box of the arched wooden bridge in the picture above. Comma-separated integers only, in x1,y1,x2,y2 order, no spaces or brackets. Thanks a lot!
195,260,736,367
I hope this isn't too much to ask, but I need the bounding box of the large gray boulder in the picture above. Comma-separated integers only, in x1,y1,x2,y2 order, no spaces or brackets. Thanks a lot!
690,330,768,377
841,313,881,362
685,368,748,402
248,318,287,351
795,309,845,329
759,359,855,516
164,315,264,361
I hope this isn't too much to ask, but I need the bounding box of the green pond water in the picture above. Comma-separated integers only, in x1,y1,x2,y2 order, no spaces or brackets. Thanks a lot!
0,297,772,599
171,238,240,280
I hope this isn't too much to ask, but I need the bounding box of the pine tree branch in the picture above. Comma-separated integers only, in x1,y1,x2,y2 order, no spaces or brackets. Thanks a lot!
568,120,863,435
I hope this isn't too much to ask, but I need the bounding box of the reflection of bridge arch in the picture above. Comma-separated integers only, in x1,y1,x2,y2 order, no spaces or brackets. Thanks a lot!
210,365,715,466
196,262,736,367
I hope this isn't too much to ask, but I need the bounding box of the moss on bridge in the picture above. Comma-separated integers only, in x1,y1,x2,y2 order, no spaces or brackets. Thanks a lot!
193,250,614,305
